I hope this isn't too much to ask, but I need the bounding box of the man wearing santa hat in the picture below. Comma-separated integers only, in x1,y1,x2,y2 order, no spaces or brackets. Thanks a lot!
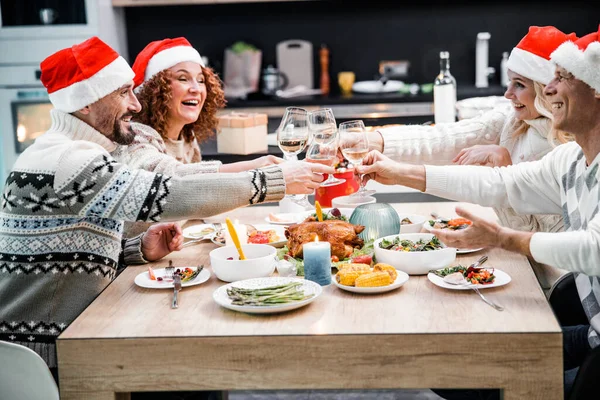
356,26,600,398
0,36,333,385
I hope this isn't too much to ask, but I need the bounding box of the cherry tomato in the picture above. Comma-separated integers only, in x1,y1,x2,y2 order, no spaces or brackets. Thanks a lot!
352,255,372,265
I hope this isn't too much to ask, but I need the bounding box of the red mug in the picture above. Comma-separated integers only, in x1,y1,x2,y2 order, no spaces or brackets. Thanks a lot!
314,168,360,207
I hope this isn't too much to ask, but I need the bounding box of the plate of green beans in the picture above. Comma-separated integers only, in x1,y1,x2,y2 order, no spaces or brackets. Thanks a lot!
213,277,323,314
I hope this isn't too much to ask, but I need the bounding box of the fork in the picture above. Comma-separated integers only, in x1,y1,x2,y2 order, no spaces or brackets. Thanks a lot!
447,255,504,311
182,223,225,248
470,255,488,269
164,260,174,280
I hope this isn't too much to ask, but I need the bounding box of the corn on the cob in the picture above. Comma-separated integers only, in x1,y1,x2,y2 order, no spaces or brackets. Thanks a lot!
337,263,370,272
336,269,369,286
355,271,392,287
373,263,397,281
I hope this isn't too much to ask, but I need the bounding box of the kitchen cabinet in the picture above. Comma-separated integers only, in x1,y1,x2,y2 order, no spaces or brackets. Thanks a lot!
112,0,314,6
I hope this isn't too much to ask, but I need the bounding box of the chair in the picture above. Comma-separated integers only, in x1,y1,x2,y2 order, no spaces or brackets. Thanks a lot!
548,272,600,400
0,340,60,400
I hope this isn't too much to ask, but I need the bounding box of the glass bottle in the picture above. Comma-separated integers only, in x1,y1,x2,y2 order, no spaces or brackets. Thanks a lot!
500,51,509,88
434,51,457,124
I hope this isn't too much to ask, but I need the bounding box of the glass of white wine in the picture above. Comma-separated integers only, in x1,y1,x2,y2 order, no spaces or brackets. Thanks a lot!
305,132,345,187
307,108,345,187
276,107,312,208
339,120,376,197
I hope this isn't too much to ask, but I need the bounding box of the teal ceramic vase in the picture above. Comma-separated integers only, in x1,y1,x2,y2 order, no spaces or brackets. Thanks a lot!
349,203,400,241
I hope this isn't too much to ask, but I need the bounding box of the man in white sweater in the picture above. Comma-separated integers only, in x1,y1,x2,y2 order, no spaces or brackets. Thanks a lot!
357,28,600,398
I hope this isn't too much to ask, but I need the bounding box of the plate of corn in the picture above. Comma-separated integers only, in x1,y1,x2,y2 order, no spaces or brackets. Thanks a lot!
332,263,409,294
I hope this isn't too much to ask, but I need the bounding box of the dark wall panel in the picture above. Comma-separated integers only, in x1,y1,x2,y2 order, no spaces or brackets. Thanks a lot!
125,0,597,91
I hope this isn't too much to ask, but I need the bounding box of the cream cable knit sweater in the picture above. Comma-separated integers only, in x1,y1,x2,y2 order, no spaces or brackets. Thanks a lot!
379,106,567,291
113,122,221,175
378,106,563,234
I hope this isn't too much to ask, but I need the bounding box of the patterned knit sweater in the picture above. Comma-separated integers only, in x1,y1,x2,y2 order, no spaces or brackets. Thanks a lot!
0,110,285,367
112,122,225,236
425,141,600,348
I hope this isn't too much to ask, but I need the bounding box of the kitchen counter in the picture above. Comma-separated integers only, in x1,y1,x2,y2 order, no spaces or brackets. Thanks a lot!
203,84,507,164
225,84,506,108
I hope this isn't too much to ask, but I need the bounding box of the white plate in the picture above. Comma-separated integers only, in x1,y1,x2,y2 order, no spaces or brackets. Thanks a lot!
250,224,288,248
213,277,322,314
183,224,218,240
352,80,404,94
422,221,482,254
427,268,511,290
332,270,409,294
134,267,210,289
211,225,287,248
265,213,305,225
456,247,484,254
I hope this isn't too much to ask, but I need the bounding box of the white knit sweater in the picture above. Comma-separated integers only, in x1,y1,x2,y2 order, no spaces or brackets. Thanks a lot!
424,142,600,347
379,106,563,235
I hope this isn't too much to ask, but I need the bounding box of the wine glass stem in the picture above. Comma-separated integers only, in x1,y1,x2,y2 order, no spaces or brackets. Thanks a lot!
356,160,365,192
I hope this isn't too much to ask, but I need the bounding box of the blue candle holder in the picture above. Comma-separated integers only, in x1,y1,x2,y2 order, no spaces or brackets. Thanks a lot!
303,241,332,286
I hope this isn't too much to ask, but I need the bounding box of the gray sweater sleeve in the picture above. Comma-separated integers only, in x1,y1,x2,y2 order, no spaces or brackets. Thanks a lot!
54,146,285,223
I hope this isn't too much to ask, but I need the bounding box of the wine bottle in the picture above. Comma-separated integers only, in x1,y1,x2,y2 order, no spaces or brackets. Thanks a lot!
434,51,457,124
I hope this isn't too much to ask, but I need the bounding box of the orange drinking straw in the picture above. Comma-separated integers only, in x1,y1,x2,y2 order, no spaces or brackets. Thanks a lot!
225,217,246,260
315,201,323,222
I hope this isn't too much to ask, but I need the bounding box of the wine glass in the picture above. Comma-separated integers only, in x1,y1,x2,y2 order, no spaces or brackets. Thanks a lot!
305,132,345,187
276,107,312,209
308,108,337,144
339,120,376,197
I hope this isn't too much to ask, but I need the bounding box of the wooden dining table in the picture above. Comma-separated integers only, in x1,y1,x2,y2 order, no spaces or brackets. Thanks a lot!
57,202,563,400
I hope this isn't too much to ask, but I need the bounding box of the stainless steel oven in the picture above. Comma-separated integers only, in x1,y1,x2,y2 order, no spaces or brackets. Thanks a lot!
0,86,53,181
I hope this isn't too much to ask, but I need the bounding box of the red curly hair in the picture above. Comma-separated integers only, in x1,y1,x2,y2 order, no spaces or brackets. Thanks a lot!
133,67,226,144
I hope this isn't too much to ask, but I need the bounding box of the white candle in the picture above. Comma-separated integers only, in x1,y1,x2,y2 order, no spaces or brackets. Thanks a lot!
303,236,331,286
225,220,248,247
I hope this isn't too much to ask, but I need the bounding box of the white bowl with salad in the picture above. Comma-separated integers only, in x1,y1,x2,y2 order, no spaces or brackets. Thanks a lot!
373,233,456,275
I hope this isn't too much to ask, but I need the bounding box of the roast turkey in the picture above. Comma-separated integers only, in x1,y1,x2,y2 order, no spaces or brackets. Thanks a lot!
285,220,365,259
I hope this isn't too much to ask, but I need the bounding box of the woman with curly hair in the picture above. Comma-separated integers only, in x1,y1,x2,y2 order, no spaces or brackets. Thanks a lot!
114,37,281,177
112,38,331,238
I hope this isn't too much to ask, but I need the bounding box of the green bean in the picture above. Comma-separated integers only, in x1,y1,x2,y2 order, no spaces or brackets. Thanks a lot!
227,282,314,306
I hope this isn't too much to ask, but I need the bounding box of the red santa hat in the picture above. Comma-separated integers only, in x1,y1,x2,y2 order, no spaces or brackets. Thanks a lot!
551,25,600,93
40,37,134,113
132,37,204,89
506,26,577,85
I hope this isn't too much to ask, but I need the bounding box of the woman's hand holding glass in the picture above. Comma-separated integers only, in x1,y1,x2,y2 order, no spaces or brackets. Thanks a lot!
307,108,345,187
339,120,376,197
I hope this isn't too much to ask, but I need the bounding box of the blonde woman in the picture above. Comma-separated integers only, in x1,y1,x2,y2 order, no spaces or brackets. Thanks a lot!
344,26,576,292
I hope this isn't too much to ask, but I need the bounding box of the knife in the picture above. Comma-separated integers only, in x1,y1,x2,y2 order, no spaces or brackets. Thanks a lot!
172,273,182,309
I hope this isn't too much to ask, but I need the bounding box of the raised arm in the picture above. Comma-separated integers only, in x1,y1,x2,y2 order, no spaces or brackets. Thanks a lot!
56,145,333,223
368,105,511,165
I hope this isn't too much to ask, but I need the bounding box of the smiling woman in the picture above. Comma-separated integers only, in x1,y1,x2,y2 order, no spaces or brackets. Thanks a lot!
111,37,292,238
